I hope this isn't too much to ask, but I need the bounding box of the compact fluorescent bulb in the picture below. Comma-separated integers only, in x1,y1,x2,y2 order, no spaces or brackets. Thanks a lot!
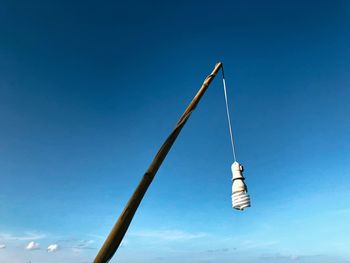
231,162,250,211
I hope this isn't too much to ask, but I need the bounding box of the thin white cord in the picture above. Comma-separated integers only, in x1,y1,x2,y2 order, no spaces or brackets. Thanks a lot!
222,78,237,162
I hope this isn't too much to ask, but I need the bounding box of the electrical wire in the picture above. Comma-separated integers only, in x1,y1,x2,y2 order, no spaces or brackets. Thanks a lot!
221,66,237,162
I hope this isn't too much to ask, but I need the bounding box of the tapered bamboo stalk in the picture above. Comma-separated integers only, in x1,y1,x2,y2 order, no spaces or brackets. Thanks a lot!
93,62,223,263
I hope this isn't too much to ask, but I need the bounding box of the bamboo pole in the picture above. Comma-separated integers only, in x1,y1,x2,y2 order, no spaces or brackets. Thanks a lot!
93,62,223,263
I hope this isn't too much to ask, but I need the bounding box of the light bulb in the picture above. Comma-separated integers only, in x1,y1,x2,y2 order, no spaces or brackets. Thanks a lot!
231,162,250,211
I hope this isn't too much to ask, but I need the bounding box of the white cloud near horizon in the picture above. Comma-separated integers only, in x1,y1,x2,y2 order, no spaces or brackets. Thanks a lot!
47,244,59,252
26,241,40,250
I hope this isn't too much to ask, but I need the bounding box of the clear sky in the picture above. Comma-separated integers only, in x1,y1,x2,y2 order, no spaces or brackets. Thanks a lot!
1,0,350,262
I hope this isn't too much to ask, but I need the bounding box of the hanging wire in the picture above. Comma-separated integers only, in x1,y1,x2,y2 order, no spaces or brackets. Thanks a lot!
221,66,237,162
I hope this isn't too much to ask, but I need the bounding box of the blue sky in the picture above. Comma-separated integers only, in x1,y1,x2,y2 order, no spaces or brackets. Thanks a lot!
1,0,350,262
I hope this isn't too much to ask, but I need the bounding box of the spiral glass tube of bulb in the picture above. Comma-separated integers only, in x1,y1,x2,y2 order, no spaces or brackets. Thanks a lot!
232,190,251,210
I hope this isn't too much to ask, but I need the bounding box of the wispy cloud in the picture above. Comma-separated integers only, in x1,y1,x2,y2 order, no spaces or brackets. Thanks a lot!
260,253,301,261
47,244,59,252
206,247,231,253
88,234,105,240
240,239,279,249
0,232,46,241
72,239,95,250
57,239,96,253
131,230,207,241
334,208,350,215
260,253,326,262
25,241,40,250
0,244,5,249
